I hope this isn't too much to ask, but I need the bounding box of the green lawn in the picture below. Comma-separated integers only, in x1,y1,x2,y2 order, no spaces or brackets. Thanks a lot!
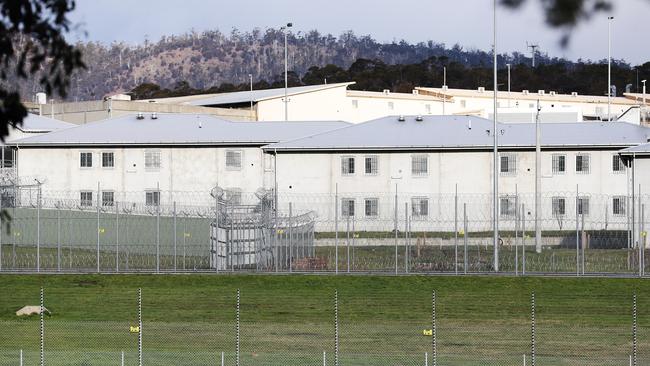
0,275,649,365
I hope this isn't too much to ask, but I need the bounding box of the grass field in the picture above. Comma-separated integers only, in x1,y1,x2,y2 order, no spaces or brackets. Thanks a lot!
1,275,649,365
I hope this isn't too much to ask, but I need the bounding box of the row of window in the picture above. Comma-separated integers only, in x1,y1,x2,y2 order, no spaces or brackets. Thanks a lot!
350,99,433,113
341,154,626,177
80,150,245,170
79,191,160,207
340,196,628,219
499,195,627,218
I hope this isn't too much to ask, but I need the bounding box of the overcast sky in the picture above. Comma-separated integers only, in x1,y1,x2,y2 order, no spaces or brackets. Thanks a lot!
68,0,650,65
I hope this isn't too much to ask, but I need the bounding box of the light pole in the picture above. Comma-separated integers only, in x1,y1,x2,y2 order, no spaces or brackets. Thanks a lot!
248,73,253,117
506,63,511,108
492,0,499,272
442,66,447,115
642,79,647,106
280,22,293,121
607,16,614,121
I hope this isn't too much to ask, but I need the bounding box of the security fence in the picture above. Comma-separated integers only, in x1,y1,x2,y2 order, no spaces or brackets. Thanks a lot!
0,287,649,366
0,185,649,275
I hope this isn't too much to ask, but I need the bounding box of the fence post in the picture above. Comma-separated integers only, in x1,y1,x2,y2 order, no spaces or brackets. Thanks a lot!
394,184,398,275
425,352,428,366
221,351,225,366
334,289,339,366
576,185,580,276
531,292,536,366
236,289,240,366
352,215,356,271
97,182,101,273
323,351,326,366
156,184,160,274
115,201,119,273
40,288,44,366
56,202,61,272
289,202,293,273
522,204,526,276
215,193,219,274
455,184,458,275
432,290,437,366
37,182,41,272
640,204,644,278
121,351,124,366
463,203,468,274
335,184,338,274
138,288,142,366
633,293,637,366
405,202,410,273
173,202,177,273
20,349,23,366
346,212,350,274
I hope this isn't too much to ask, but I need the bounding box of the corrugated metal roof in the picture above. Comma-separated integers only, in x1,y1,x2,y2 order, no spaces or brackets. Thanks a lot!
8,113,351,147
264,115,650,151
18,114,76,132
186,82,354,106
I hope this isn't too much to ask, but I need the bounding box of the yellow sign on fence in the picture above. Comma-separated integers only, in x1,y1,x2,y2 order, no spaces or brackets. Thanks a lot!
130,326,140,334
422,329,433,336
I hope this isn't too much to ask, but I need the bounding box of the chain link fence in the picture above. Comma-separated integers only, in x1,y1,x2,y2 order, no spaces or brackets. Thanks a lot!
1,185,649,275
1,287,648,366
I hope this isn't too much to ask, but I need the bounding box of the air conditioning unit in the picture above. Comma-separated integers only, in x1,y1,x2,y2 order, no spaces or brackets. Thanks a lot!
538,90,545,96
549,91,556,96
442,85,449,91
522,90,529,95
478,87,485,93
412,90,419,95
383,89,390,94
571,92,578,97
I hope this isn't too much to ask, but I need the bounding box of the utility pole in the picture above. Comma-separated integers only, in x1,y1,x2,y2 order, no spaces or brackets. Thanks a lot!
506,63,511,108
492,0,499,272
281,22,293,121
442,66,447,115
608,16,614,121
535,100,542,253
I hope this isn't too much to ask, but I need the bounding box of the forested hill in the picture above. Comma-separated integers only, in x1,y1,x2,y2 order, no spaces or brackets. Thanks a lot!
9,28,647,101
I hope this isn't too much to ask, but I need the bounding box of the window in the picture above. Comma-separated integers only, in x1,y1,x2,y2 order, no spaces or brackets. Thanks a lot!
612,155,625,173
613,196,626,216
341,198,355,217
264,154,274,172
411,154,428,176
595,106,604,117
577,197,589,216
80,191,93,206
341,156,355,175
146,191,160,206
575,154,590,174
365,198,379,217
102,152,114,168
225,188,242,205
552,197,566,217
351,99,358,109
500,196,516,218
364,155,378,175
225,150,242,170
425,104,431,114
388,101,394,110
552,154,566,174
102,191,114,206
500,154,517,175
145,150,161,170
80,152,92,168
2,146,14,168
411,197,429,218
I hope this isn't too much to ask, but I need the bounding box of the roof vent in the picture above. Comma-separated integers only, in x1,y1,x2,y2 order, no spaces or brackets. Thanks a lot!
538,90,545,96
522,90,529,95
397,115,406,122
151,112,158,120
549,91,556,96
136,112,144,120
442,85,449,91
571,92,578,97
383,89,390,94
412,89,419,95
198,121,202,128
415,115,424,122
478,87,485,93
467,120,472,130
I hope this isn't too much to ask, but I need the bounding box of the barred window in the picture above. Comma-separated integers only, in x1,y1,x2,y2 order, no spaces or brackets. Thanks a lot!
80,152,92,168
145,150,161,170
102,191,115,206
102,152,114,168
341,198,355,217
552,197,566,217
500,196,517,218
552,154,566,174
225,150,242,170
613,196,626,216
576,154,590,174
388,101,394,110
365,155,378,175
225,188,242,205
341,156,355,175
500,154,517,175
146,190,160,206
365,198,379,217
577,197,589,216
612,155,625,173
411,197,429,217
80,191,93,206
351,99,358,109
411,154,428,176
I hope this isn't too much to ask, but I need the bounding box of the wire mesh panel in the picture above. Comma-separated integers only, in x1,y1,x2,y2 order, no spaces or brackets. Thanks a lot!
0,289,41,366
